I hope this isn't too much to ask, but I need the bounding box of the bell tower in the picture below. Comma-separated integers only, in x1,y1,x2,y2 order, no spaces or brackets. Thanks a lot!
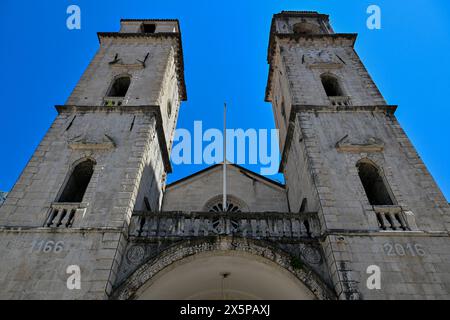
266,11,450,299
0,19,186,299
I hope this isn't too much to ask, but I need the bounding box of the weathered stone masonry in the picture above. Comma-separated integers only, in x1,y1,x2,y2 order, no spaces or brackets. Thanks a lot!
0,12,449,300
269,12,450,299
0,19,185,299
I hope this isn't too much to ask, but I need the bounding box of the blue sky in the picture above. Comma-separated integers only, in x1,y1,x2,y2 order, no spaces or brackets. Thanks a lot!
0,0,449,200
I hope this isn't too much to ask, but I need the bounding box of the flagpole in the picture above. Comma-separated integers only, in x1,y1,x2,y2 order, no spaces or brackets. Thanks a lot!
223,102,227,212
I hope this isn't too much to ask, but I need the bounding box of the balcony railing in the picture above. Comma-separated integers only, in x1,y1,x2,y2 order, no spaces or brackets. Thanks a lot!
373,206,409,231
103,97,125,107
129,211,321,240
329,96,351,107
44,203,82,228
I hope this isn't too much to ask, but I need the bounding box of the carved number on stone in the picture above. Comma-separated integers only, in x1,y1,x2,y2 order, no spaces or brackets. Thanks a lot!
30,240,64,253
383,243,425,257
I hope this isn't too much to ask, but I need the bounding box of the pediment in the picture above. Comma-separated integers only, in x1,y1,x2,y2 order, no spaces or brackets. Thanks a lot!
335,134,384,153
302,49,344,69
67,133,116,150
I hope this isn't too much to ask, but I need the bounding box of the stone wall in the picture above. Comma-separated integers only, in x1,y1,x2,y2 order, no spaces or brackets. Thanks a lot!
269,12,450,300
0,227,125,299
0,106,166,299
291,108,450,232
322,233,450,300
0,18,185,300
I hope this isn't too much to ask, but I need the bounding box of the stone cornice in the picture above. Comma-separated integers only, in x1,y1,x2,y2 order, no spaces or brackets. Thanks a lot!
321,230,450,238
55,105,173,173
273,11,330,19
120,19,179,22
97,32,180,41
132,211,317,220
279,105,398,173
290,104,397,114
0,226,124,233
56,105,158,114
97,32,187,102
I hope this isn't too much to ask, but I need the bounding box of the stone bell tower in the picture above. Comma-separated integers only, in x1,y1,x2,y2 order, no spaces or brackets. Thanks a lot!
266,11,450,299
0,19,186,299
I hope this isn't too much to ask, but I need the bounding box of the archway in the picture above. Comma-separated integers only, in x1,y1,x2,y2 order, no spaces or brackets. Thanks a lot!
112,237,335,300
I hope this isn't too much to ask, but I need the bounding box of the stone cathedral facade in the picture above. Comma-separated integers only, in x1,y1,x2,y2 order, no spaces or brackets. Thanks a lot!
0,11,449,300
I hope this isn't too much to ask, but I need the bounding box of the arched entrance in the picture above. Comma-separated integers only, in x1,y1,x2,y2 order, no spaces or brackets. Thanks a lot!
112,237,335,300
136,252,314,300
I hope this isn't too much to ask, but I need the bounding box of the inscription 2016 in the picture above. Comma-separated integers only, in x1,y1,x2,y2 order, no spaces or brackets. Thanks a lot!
383,243,426,257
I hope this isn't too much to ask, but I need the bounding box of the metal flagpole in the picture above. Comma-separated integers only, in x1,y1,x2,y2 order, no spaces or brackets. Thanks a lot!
223,102,227,212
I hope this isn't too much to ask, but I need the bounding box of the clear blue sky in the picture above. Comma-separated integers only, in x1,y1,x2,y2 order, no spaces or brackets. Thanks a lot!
0,0,449,201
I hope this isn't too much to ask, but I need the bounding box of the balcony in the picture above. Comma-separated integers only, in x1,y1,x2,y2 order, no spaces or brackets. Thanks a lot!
373,206,410,231
103,96,125,107
129,211,321,240
44,203,84,228
329,96,351,107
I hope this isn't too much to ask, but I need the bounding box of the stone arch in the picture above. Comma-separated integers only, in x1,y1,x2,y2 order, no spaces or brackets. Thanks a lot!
111,237,336,300
356,158,395,206
320,72,345,97
106,74,132,98
56,157,97,203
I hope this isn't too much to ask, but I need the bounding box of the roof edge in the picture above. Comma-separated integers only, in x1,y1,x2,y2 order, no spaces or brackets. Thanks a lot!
120,18,180,22
166,163,285,190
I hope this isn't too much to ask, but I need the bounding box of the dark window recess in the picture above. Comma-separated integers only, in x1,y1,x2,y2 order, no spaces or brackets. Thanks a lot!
357,162,394,206
130,115,136,132
58,160,95,203
303,220,312,238
281,101,287,120
299,198,308,213
167,101,172,118
144,196,152,211
66,116,76,131
107,76,131,97
142,23,156,33
321,74,343,97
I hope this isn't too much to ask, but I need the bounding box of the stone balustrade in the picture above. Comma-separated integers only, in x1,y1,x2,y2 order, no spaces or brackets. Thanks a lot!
44,203,82,228
129,211,321,240
103,97,125,107
329,96,352,106
373,206,409,231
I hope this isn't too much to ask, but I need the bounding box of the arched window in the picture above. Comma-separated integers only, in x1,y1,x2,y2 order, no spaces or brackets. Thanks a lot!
58,159,95,203
357,161,394,206
141,23,156,34
204,195,248,213
321,74,344,97
107,76,131,97
208,201,242,213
